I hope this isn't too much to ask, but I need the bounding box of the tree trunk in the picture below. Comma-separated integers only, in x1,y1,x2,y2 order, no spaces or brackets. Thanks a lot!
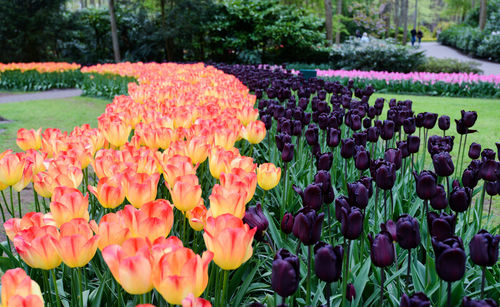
324,0,334,46
479,0,487,30
335,0,342,44
108,0,121,62
90,0,95,6
81,0,86,8
394,0,400,40
402,0,409,44
413,0,418,29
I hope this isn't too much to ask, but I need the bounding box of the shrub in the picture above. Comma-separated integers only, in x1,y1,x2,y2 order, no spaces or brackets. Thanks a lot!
0,70,84,91
417,57,483,74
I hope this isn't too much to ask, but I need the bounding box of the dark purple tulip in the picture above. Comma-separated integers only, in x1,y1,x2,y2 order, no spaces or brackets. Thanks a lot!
399,292,431,307
292,120,302,136
281,143,294,163
407,135,420,154
327,128,341,148
449,185,471,213
363,117,371,129
314,171,335,204
354,149,370,171
438,115,450,131
353,132,367,147
335,197,364,240
481,148,496,161
496,142,500,160
455,119,468,135
463,296,498,307
375,161,397,190
413,170,437,200
347,182,369,209
367,126,380,143
305,124,319,145
403,117,416,135
368,231,395,267
316,152,333,171
423,112,438,129
461,110,478,128
314,242,343,283
351,114,362,131
303,183,323,210
341,138,356,159
415,113,424,128
380,120,395,141
432,152,454,177
396,214,421,250
469,142,482,160
380,220,397,242
397,141,410,158
469,230,500,267
281,212,294,234
479,160,498,181
432,236,466,282
271,248,300,297
462,165,480,189
243,202,269,241
359,176,374,197
276,133,291,152
346,283,356,302
368,106,377,119
430,184,448,210
486,181,497,196
292,207,324,245
427,212,456,241
385,148,402,170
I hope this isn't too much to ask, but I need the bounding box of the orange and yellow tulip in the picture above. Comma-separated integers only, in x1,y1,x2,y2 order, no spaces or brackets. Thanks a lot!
187,203,207,231
88,175,126,209
16,128,42,151
4,212,56,241
13,225,62,270
182,294,212,307
96,213,130,250
169,174,202,212
52,218,99,268
0,152,25,186
50,186,89,227
257,163,281,190
203,214,256,270
1,268,44,307
208,184,247,219
124,172,160,209
240,120,266,144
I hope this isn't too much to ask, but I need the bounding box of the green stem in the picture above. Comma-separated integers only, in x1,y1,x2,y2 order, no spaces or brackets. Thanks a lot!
1,190,13,217
51,269,62,307
77,267,84,307
33,185,40,212
341,239,350,307
182,211,187,243
478,183,486,230
0,193,6,224
221,270,229,307
307,245,312,306
17,191,22,218
10,186,15,218
43,270,54,307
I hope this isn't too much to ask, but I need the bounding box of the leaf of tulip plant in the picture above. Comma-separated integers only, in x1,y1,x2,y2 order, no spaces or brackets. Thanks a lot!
233,260,261,307
352,259,371,307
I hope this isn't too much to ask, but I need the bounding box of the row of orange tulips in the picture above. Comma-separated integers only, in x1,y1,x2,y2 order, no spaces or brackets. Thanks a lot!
0,63,281,307
0,62,80,73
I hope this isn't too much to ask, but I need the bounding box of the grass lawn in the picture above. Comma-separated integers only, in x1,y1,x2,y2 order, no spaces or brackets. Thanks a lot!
372,93,500,223
0,96,110,153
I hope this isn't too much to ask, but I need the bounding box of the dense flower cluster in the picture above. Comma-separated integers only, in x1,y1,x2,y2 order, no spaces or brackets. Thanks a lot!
0,62,81,73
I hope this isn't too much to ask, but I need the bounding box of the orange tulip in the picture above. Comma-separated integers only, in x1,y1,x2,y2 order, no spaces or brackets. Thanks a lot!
33,171,55,198
240,120,266,144
13,225,62,270
214,128,239,150
102,237,154,295
160,155,197,188
153,248,213,305
99,116,132,148
16,128,42,151
0,152,25,186
169,174,202,212
24,150,46,176
96,213,130,250
208,147,237,180
221,169,257,204
182,294,212,307
1,268,44,307
52,218,99,268
88,175,126,209
203,214,256,270
125,172,160,208
257,163,281,190
50,186,89,227
12,160,33,192
229,155,256,174
150,236,184,265
236,106,259,126
208,184,247,219
185,137,210,165
4,212,56,241
187,203,207,231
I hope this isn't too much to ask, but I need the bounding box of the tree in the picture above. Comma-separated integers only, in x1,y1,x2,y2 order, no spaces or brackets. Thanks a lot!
108,0,121,62
335,0,342,44
479,0,487,29
402,0,409,44
324,0,333,45
394,0,400,39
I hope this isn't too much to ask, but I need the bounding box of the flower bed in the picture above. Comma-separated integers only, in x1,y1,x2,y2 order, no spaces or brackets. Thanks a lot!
0,62,499,307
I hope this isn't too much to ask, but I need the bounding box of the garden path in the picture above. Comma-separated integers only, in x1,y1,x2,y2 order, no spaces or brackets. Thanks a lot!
419,42,500,75
0,88,82,104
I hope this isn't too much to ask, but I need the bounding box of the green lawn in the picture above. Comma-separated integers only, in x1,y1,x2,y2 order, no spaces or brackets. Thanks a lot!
0,96,110,153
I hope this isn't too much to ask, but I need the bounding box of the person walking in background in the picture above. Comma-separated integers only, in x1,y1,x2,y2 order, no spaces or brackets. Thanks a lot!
410,28,417,46
417,29,423,46
361,32,369,43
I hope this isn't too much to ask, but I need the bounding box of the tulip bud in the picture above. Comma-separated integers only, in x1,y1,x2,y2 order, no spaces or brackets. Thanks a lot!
461,110,477,128
281,143,294,163
314,242,343,283
462,296,498,307
354,149,370,171
432,152,454,177
413,170,437,200
380,219,397,242
336,197,364,240
380,120,395,141
326,128,341,147
432,236,466,282
469,143,482,160
292,207,324,245
427,211,456,241
341,138,355,159
385,148,402,170
347,182,369,209
368,231,395,267
449,185,471,213
438,115,450,131
271,249,299,297
407,135,420,154
429,184,447,210
423,112,438,129
403,117,416,135
375,161,396,190
399,292,431,307
281,212,294,234
479,160,498,182
367,127,380,143
346,283,356,302
243,203,269,241
305,124,319,146
396,215,421,250
469,230,500,267
316,152,333,171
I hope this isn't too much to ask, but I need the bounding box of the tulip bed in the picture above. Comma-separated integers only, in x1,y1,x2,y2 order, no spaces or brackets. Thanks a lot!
0,62,499,307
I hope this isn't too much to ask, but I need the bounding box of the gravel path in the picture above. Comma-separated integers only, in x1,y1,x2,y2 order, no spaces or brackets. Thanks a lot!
419,42,500,75
0,88,82,104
